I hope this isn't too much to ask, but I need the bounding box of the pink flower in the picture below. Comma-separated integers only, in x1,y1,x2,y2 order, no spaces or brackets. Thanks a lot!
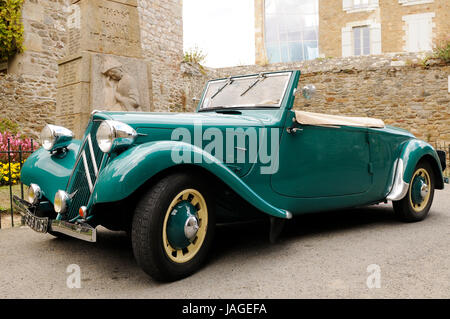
0,131,39,163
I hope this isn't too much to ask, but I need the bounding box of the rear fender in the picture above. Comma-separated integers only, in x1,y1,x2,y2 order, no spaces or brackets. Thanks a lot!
93,141,292,219
401,140,444,190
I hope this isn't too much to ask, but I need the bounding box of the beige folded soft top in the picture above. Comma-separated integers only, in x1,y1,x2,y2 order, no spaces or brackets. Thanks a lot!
295,111,385,128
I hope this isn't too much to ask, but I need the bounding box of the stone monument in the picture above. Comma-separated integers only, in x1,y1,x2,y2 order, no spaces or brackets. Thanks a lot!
56,0,153,137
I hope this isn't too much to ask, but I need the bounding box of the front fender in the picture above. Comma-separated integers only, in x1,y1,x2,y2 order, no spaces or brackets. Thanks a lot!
93,141,292,219
20,141,81,203
401,139,444,189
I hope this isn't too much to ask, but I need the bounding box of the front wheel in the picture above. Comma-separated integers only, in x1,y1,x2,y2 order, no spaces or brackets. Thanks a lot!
393,161,435,222
131,172,215,282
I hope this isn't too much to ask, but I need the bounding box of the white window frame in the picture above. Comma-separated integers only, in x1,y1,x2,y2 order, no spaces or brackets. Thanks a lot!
353,26,370,56
342,20,381,57
398,0,434,6
402,12,435,52
343,0,379,13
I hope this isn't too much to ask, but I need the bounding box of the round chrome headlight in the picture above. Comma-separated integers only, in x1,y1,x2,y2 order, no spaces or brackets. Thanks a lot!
96,120,137,153
96,121,115,153
40,124,74,151
40,125,56,151
54,190,70,214
27,184,42,205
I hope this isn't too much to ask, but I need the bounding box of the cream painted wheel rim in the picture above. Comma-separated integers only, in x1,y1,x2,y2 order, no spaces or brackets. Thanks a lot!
409,168,431,213
162,189,208,263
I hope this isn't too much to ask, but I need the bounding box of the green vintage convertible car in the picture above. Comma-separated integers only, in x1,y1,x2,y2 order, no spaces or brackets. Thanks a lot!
14,70,446,281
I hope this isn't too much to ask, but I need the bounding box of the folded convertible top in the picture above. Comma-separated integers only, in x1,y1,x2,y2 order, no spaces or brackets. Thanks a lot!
295,111,385,128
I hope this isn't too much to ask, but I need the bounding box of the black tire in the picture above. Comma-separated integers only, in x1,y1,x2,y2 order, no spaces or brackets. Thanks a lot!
131,172,216,282
393,161,435,222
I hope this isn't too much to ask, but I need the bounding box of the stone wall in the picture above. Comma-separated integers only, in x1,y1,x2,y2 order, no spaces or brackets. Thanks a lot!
0,74,57,137
254,0,266,66
182,53,450,144
0,0,70,137
137,0,184,112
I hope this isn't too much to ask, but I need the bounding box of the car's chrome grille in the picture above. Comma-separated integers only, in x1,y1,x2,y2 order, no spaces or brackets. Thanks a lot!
65,121,104,220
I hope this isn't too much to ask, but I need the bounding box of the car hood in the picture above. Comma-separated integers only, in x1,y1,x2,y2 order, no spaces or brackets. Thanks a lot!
93,111,266,129
92,111,270,177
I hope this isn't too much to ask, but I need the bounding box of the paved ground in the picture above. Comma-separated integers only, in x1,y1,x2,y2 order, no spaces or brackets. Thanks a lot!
0,187,449,299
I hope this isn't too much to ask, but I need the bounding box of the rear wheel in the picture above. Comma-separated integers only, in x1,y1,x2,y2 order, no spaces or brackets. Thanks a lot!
393,161,435,222
131,172,215,282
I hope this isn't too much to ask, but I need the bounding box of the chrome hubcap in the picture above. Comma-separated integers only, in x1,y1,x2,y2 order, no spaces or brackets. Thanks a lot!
184,216,199,241
163,189,208,263
409,168,431,212
420,184,429,199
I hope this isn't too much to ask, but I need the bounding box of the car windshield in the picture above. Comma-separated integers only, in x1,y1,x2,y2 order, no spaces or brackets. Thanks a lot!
199,72,291,111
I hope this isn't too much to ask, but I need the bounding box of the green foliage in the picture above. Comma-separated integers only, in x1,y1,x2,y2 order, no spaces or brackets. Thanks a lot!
183,46,207,65
421,38,450,67
432,38,450,63
0,0,24,62
0,118,19,134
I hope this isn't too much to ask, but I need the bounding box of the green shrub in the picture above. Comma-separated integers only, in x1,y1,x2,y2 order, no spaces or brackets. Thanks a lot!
0,0,25,62
0,118,19,135
183,46,207,65
433,38,450,63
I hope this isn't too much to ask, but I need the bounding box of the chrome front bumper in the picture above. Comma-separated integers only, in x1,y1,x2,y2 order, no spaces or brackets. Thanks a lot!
12,196,97,242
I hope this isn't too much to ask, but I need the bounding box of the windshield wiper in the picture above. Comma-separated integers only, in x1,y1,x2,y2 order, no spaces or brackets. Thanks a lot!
198,106,234,112
215,109,242,115
211,77,234,99
240,73,266,97
198,105,279,113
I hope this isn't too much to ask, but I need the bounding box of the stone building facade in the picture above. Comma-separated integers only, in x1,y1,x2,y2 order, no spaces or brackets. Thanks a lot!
0,0,184,137
255,0,450,64
137,0,184,112
321,0,450,59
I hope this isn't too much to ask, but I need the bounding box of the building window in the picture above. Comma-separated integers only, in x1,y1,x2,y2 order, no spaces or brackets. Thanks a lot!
343,0,379,13
264,0,319,63
342,21,381,57
353,26,370,56
398,0,434,6
402,13,435,52
354,0,369,8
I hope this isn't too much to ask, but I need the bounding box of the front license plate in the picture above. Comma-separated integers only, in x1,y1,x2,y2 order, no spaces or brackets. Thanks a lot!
23,212,48,233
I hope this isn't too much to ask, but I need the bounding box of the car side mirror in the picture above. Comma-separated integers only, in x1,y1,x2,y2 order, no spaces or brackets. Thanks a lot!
301,84,316,100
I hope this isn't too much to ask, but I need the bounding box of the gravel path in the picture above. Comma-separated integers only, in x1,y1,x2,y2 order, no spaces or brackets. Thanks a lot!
0,187,449,299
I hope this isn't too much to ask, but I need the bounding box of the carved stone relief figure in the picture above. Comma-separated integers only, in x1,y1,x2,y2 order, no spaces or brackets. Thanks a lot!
101,57,142,111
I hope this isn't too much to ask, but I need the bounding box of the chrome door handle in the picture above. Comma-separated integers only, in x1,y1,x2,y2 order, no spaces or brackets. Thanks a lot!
287,117,303,135
286,127,302,134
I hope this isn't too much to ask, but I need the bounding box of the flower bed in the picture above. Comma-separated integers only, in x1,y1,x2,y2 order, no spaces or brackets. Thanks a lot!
0,131,38,186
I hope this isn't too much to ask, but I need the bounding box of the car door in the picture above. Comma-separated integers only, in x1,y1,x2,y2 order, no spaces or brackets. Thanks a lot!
271,113,373,198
